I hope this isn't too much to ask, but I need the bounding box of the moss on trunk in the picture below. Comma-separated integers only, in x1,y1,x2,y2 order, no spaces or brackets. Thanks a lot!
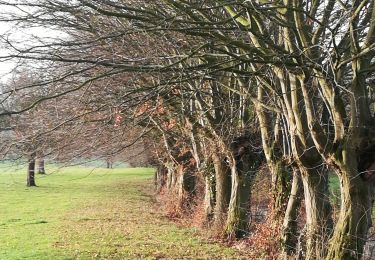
326,166,371,259
281,169,303,257
301,167,332,260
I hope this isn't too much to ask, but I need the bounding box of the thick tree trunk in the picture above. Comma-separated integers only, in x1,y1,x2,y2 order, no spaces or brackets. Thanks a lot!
37,158,45,174
176,162,196,209
270,160,291,222
301,167,332,260
326,157,372,259
27,157,36,187
281,168,303,258
225,156,254,238
212,153,231,229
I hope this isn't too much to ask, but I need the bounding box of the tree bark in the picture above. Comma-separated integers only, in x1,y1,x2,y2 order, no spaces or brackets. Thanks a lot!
154,165,166,193
176,164,186,208
326,153,372,259
212,152,231,229
176,160,196,209
301,167,332,260
203,172,215,224
225,155,254,238
281,168,303,258
270,160,291,222
166,162,176,189
27,156,36,187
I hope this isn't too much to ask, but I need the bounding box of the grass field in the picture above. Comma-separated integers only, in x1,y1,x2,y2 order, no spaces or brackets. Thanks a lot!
0,164,242,259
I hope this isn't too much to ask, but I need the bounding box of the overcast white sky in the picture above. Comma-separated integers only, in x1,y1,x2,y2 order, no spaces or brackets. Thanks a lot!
0,4,66,83
0,22,68,83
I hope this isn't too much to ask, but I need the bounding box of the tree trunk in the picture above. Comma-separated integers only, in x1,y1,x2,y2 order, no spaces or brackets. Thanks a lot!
37,158,45,174
176,162,196,209
326,156,372,259
225,155,254,238
106,157,113,168
166,162,176,189
203,172,215,224
27,157,36,187
154,165,166,193
212,153,231,229
281,168,303,258
177,164,186,208
270,160,291,222
301,167,332,260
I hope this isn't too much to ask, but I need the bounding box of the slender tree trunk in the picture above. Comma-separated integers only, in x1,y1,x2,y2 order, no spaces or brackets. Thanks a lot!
37,158,45,174
177,164,186,208
27,156,36,187
281,168,303,258
203,172,215,223
326,156,372,259
166,162,176,190
301,167,332,260
154,165,166,193
212,153,231,229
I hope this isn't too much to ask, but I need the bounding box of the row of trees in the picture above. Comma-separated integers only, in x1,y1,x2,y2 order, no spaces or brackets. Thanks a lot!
0,1,374,259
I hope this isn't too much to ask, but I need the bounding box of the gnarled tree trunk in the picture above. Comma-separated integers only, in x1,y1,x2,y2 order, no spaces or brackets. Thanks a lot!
326,149,372,259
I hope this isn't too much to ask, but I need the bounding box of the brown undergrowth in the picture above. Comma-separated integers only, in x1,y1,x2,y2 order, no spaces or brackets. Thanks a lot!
156,171,282,259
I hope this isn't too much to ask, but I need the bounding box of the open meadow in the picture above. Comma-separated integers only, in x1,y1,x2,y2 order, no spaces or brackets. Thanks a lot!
0,164,242,259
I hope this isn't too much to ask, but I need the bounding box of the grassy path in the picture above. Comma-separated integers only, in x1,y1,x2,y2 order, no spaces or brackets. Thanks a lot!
0,166,242,259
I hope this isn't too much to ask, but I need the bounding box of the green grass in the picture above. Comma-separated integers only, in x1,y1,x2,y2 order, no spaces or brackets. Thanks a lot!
0,164,243,259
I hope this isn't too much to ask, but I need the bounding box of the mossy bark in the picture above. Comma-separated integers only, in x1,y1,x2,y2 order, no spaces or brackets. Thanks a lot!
225,156,254,238
271,160,291,222
326,155,372,259
301,167,332,260
281,169,303,257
